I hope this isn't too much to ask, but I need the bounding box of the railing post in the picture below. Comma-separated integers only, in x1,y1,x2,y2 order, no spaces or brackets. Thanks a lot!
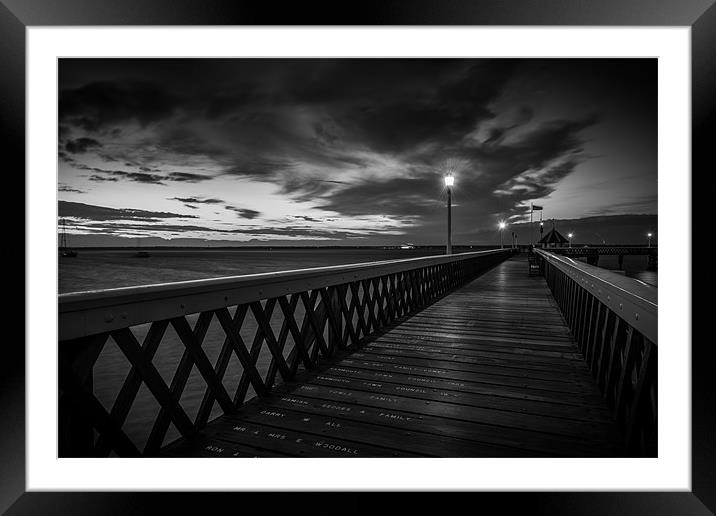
58,334,107,456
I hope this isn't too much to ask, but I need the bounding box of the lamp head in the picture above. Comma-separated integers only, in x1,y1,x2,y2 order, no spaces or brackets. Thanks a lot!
444,174,454,187
498,221,507,230
568,233,573,238
647,232,653,237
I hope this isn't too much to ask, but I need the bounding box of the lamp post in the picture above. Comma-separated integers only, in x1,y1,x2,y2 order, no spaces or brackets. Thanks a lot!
444,174,454,254
647,232,653,248
568,233,573,248
499,221,506,249
539,221,544,247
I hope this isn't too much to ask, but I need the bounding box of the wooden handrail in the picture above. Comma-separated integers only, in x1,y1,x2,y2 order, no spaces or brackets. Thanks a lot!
59,249,510,341
536,249,656,344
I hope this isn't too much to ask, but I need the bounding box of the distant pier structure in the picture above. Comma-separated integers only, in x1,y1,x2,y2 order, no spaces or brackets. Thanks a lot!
548,246,657,270
533,222,656,270
537,225,569,249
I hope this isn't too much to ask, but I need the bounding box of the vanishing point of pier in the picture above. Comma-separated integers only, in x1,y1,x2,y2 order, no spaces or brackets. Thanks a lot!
59,248,657,458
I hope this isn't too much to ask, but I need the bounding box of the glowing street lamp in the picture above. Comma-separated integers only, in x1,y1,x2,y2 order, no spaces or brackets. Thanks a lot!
647,232,653,248
568,233,574,248
444,174,454,255
498,221,507,249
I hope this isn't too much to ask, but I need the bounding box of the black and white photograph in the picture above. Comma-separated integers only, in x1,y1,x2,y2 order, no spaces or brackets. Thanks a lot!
0,0,708,510
57,57,659,459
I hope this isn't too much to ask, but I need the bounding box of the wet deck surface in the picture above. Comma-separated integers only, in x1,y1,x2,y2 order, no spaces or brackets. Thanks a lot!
162,256,625,458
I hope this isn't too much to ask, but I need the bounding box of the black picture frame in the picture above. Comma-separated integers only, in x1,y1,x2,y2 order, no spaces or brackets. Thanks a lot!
3,1,712,514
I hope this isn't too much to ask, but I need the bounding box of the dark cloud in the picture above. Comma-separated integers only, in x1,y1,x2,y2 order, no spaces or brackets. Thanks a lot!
59,81,177,131
84,167,165,184
88,175,118,182
223,159,296,178
98,153,120,162
58,201,198,221
170,197,223,204
166,172,212,182
506,158,583,200
290,215,322,222
65,137,103,154
225,206,261,219
123,172,166,184
58,184,86,193
340,62,516,153
314,115,598,223
76,164,210,186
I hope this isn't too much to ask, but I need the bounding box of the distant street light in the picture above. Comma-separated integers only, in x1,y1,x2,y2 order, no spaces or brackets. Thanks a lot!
498,221,507,249
647,232,653,248
568,233,573,248
444,174,454,255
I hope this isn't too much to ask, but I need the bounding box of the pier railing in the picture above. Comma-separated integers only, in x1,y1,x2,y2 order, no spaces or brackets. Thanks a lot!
535,249,657,456
59,249,512,457
547,246,658,269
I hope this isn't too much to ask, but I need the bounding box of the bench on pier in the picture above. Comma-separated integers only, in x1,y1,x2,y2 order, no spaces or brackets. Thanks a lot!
528,254,542,276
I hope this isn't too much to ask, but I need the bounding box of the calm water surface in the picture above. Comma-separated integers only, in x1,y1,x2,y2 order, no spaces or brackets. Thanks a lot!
579,255,658,288
59,248,452,294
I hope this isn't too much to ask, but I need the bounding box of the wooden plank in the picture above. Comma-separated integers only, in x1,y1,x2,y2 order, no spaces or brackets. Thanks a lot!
210,419,420,457
206,403,540,458
354,348,587,382
289,383,618,442
339,351,591,385
367,338,579,361
312,363,609,410
332,357,604,407
306,378,609,426
255,391,621,457
308,371,612,421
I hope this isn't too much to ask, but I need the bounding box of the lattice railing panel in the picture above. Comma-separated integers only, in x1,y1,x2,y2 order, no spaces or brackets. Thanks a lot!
59,250,511,456
539,252,657,457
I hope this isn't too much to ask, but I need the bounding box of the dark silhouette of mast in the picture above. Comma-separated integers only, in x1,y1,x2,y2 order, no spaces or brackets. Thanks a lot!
59,218,78,257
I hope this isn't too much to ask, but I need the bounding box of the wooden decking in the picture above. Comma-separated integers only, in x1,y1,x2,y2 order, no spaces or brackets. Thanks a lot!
162,256,625,458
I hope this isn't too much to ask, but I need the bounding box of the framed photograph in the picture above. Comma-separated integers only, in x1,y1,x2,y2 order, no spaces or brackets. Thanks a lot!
5,0,710,513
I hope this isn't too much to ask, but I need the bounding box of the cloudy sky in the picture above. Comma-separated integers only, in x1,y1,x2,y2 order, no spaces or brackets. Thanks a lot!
58,58,657,246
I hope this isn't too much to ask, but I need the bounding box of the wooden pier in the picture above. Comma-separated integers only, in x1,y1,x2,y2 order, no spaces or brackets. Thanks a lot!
162,257,622,458
58,248,657,458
